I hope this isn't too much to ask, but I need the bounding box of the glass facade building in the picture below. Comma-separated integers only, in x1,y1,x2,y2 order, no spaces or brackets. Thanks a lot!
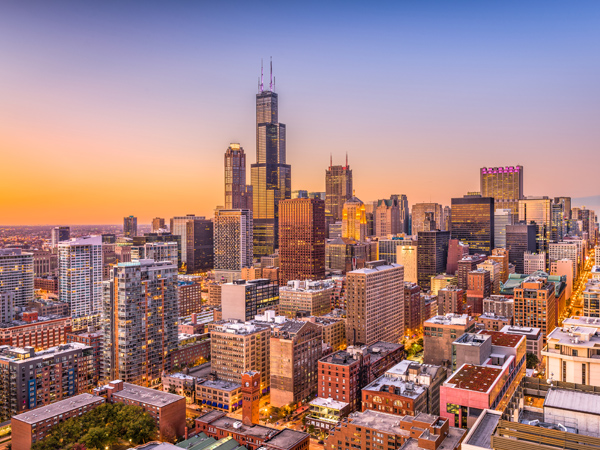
224,143,252,210
251,85,291,257
325,160,353,229
494,209,513,248
518,197,552,257
450,196,495,255
480,165,523,221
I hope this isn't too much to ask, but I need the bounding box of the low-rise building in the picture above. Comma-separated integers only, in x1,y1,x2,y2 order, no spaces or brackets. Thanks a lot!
500,325,542,362
0,314,72,350
306,397,352,432
482,295,514,319
169,333,211,370
423,314,477,367
196,376,242,412
162,373,197,403
94,380,186,440
11,393,105,450
477,313,511,332
323,410,466,450
583,279,600,317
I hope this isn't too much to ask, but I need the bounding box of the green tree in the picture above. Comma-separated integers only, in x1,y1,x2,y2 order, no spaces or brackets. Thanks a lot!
526,352,539,369
81,427,108,450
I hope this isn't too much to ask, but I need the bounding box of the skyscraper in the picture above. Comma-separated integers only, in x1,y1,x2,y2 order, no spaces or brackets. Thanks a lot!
214,209,253,271
375,195,402,237
412,203,443,235
123,216,137,237
0,249,34,308
417,230,450,290
151,217,165,233
450,196,495,255
494,209,513,248
50,226,70,248
480,165,524,221
224,143,253,210
170,214,213,272
251,60,291,257
103,259,178,386
506,223,537,274
346,260,404,346
518,197,552,257
279,198,326,284
342,194,367,242
325,156,353,229
58,236,103,331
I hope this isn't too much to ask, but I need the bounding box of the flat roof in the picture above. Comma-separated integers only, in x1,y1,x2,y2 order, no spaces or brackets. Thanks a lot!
198,378,241,392
363,375,426,399
425,314,472,326
465,411,502,449
265,428,308,449
310,397,349,410
12,393,104,425
545,388,600,416
347,410,411,437
478,331,523,348
113,383,183,407
445,364,502,393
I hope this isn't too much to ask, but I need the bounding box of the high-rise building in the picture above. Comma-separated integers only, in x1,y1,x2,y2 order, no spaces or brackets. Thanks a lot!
131,241,178,266
446,239,469,275
224,143,253,210
270,320,322,407
214,209,253,271
477,259,501,294
404,282,421,335
480,165,523,221
443,206,451,232
456,254,487,290
151,217,165,233
102,260,178,386
466,269,491,315
450,196,495,255
506,223,537,274
251,61,291,257
221,279,279,322
554,197,572,220
518,197,552,257
494,209,513,248
279,198,326,284
551,201,566,242
0,249,34,308
417,231,450,290
279,279,333,318
346,261,404,346
170,215,213,272
549,242,579,280
524,252,546,274
375,195,404,237
412,203,443,235
514,274,556,343
437,286,465,315
292,189,308,199
397,240,418,283
58,236,103,331
123,216,137,237
325,156,353,229
489,248,510,283
342,195,367,242
50,226,70,248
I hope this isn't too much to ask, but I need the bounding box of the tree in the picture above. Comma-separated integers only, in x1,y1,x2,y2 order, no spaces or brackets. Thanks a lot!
81,427,108,450
526,352,539,369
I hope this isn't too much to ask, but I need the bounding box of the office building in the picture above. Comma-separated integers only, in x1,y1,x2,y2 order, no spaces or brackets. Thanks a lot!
58,236,103,331
494,209,513,248
446,239,469,275
466,269,491,315
346,261,404,346
0,343,94,421
412,203,443,235
214,209,253,272
430,274,454,296
551,259,574,300
583,279,600,317
450,196,495,255
483,296,514,318
151,217,165,232
251,64,291,257
170,215,213,272
549,242,579,279
423,314,477,366
131,241,179,266
489,248,510,283
506,223,537,274
102,260,178,386
325,156,353,229
301,316,347,352
519,196,552,257
375,195,406,237
279,279,333,318
396,239,418,283
342,195,367,242
404,282,421,335
0,249,34,308
480,165,523,220
209,321,271,392
270,320,322,407
477,259,500,294
524,252,546,274
417,231,450,290
500,325,542,362
279,198,326,284
50,226,70,248
221,279,279,321
456,254,487,290
225,143,253,210
324,410,466,450
437,286,465,315
123,215,137,237
31,249,58,277
514,274,556,343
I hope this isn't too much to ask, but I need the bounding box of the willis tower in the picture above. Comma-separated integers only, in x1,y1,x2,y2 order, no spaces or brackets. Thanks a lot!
251,59,291,257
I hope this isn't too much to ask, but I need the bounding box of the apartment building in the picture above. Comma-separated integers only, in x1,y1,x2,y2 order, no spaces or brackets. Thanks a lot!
279,279,333,318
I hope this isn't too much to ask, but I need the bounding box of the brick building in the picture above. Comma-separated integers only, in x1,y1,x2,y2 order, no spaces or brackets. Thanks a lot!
466,269,491,315
0,315,72,350
437,286,464,315
67,331,103,384
300,316,346,352
178,280,204,316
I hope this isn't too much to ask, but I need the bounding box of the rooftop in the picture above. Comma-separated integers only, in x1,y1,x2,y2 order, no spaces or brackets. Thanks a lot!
12,393,104,425
309,397,349,410
197,378,241,392
425,314,472,326
545,322,600,348
349,261,402,275
384,360,443,380
465,410,502,449
363,375,426,399
0,342,90,363
264,428,309,449
545,388,600,416
445,364,502,393
478,331,524,348
103,382,183,407
500,325,541,338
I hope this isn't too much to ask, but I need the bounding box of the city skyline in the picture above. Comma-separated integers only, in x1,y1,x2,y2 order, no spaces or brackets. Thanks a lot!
2,1,600,225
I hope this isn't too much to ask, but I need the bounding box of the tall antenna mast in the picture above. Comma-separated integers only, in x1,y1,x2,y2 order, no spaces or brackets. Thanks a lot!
346,152,348,169
260,59,264,92
330,153,332,169
269,56,273,91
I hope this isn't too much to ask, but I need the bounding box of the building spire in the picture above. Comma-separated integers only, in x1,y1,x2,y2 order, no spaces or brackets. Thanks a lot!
345,152,348,169
269,56,273,91
330,153,332,169
260,59,264,92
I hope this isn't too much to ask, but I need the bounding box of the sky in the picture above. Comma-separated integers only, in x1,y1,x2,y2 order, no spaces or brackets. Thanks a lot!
1,1,599,225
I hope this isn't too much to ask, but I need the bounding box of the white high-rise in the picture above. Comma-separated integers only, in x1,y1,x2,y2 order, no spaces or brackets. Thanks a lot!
0,248,34,307
58,236,103,331
214,209,253,271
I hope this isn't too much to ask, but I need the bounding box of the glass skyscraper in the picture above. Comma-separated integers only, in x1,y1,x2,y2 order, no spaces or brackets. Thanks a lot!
325,157,353,229
224,143,252,210
450,196,495,255
251,65,291,257
480,165,523,221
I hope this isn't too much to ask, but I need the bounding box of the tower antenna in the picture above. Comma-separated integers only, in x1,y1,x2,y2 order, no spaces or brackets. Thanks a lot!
260,59,264,92
269,56,273,91
330,153,332,169
346,152,348,169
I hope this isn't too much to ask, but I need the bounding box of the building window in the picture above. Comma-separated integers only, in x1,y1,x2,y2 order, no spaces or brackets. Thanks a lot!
582,364,586,385
562,361,567,382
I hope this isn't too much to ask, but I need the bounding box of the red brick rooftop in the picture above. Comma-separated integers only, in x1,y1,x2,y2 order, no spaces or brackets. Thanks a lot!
478,330,522,348
447,364,501,393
